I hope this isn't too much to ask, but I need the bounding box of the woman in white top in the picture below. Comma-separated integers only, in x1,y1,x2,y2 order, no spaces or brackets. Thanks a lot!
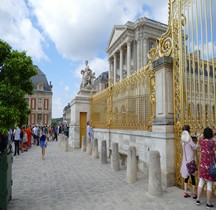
180,125,199,198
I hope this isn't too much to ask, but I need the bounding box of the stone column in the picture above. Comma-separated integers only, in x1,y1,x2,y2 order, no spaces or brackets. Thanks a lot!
108,59,112,80
151,56,175,187
92,138,99,159
101,140,107,164
64,136,69,152
133,40,137,71
81,135,86,152
114,54,117,84
140,37,143,67
119,47,123,81
143,38,148,66
126,146,137,183
136,38,141,70
127,41,131,76
148,150,162,197
111,142,120,171
86,137,92,155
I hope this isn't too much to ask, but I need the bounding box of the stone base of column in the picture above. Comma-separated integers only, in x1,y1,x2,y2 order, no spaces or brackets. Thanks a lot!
92,138,99,159
111,142,120,171
81,136,86,152
126,146,137,183
86,137,92,155
101,140,107,164
148,150,162,197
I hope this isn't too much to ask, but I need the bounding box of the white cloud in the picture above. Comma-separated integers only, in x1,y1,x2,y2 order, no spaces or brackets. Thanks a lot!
27,0,168,61
0,0,169,61
0,0,170,118
0,0,48,60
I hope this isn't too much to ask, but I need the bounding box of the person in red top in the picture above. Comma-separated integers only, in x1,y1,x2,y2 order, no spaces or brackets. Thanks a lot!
26,126,32,148
196,127,216,208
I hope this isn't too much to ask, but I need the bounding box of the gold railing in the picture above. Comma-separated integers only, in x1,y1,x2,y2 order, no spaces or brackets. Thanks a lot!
91,0,216,193
167,0,216,190
90,64,156,131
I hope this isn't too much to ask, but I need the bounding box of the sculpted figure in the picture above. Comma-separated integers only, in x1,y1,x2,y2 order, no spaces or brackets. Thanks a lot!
80,60,95,89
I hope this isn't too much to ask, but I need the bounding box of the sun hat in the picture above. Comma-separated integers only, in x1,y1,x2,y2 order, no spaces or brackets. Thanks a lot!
181,130,190,143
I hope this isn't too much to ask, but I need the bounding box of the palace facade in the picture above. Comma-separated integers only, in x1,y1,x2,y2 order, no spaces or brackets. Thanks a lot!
26,66,53,126
107,17,167,84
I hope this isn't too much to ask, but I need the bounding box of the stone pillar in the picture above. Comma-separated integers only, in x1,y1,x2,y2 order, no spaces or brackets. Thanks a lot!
140,37,143,67
126,146,137,183
81,135,86,152
152,56,175,187
108,59,111,80
111,142,120,171
92,138,99,159
86,137,92,155
64,137,69,152
119,47,123,81
127,41,131,76
136,38,141,69
143,38,148,66
101,140,107,164
148,150,162,197
114,54,117,84
133,40,137,71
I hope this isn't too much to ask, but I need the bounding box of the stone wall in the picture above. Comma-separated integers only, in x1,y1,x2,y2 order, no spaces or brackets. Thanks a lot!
93,127,175,187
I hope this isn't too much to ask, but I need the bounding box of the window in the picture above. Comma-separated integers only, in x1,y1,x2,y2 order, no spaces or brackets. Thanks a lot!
37,82,44,91
205,84,208,94
44,114,48,125
44,99,49,110
38,98,42,110
31,98,36,110
149,41,154,50
31,114,36,125
37,114,42,125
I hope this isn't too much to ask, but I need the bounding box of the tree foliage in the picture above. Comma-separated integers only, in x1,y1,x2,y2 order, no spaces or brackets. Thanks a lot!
0,40,37,134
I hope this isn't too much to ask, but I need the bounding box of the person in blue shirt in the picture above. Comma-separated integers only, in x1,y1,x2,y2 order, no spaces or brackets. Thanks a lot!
87,121,93,138
40,132,47,160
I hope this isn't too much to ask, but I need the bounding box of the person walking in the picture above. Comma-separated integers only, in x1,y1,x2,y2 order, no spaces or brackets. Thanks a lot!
40,132,47,160
13,125,21,156
53,126,58,141
22,129,28,152
196,127,216,208
180,125,199,198
87,121,93,139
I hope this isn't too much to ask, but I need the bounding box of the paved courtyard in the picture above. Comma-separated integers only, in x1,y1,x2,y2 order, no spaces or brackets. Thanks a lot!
8,141,212,210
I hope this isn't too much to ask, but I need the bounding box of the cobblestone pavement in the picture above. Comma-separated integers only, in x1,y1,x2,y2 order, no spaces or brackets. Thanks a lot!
8,141,213,210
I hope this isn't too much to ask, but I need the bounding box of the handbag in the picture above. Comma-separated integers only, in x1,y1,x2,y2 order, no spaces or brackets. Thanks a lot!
184,144,197,175
208,141,216,178
186,160,198,175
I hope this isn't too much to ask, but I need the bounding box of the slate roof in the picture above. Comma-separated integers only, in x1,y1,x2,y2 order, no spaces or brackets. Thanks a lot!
94,71,109,86
31,66,52,92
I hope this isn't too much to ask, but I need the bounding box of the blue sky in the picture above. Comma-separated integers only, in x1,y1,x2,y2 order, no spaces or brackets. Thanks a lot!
0,0,169,118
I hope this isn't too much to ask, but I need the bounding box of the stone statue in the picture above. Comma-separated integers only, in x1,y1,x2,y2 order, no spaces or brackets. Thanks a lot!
80,60,95,89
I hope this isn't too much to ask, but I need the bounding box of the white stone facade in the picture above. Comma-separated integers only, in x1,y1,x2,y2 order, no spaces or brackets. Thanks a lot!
106,17,167,84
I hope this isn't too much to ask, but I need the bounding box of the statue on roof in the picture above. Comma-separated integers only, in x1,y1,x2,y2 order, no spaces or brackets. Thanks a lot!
80,60,95,89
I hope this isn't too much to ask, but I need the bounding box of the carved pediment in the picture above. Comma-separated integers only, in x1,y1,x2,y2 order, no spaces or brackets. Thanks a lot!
106,26,127,52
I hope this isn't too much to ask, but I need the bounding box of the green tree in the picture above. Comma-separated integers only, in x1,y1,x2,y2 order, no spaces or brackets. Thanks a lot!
0,40,37,134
